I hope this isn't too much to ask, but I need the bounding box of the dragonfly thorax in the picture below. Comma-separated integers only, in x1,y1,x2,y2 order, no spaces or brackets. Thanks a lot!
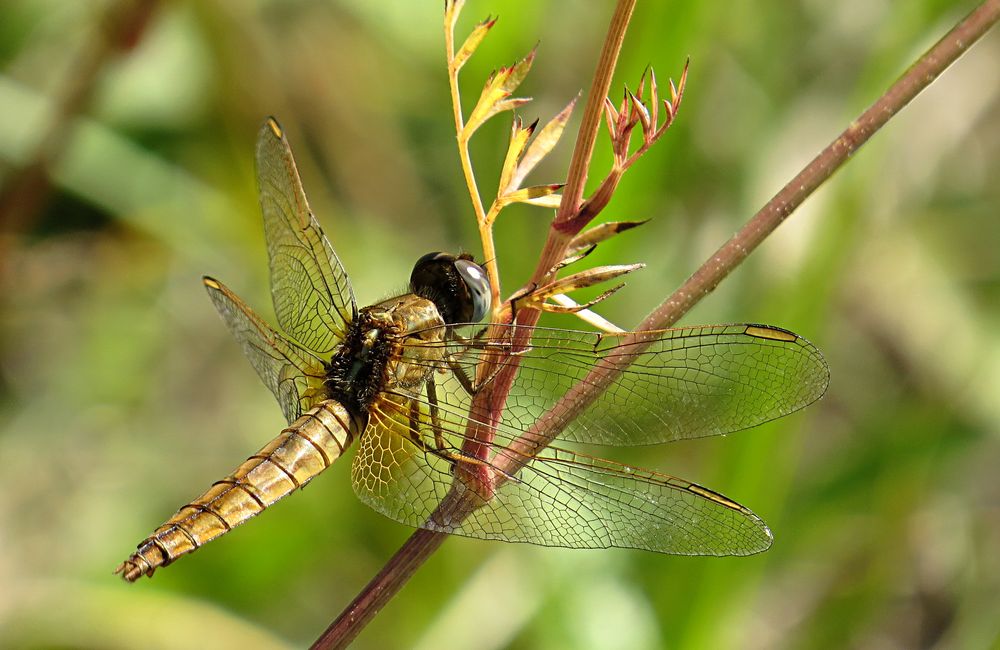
323,292,448,421
322,252,488,421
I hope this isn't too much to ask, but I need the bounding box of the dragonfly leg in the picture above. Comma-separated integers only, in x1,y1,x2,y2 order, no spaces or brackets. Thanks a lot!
446,356,480,396
447,324,490,349
449,449,521,484
445,341,524,396
424,377,446,451
402,380,521,486
508,283,536,320
405,400,443,456
403,387,466,468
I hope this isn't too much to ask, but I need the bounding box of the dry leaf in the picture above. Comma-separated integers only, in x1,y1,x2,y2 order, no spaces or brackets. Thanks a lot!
509,96,577,189
529,263,643,302
464,48,537,137
499,183,563,208
498,118,537,195
567,220,648,256
453,16,497,72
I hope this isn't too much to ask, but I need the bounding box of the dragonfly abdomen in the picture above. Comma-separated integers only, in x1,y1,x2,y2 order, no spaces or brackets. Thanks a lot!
117,400,357,581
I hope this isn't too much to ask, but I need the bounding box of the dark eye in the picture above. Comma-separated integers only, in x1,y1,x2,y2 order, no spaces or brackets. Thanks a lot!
454,258,490,323
410,252,491,324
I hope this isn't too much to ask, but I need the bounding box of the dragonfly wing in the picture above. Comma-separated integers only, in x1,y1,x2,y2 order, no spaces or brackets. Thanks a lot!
351,392,771,555
434,323,829,446
203,276,327,424
478,446,772,555
256,117,356,354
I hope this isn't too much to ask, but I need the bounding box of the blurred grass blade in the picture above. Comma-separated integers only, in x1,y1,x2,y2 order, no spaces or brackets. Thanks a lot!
0,76,236,260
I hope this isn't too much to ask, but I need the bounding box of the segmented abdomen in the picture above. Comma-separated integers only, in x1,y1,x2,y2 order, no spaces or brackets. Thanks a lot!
117,400,357,581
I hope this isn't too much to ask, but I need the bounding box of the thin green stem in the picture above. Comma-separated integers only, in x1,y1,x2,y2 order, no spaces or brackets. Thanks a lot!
445,3,502,314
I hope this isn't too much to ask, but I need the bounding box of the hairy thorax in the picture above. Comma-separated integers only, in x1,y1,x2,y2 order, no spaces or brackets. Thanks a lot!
324,293,447,417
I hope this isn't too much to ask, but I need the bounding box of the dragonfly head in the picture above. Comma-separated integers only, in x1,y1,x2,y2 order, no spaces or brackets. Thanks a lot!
410,252,490,324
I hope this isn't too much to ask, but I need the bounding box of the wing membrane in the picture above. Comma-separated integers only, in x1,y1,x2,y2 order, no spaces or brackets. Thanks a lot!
203,276,326,423
406,323,829,447
256,117,356,353
352,395,771,555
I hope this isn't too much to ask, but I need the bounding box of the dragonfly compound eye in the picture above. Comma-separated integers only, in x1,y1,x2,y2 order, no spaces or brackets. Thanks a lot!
453,258,490,323
410,252,491,324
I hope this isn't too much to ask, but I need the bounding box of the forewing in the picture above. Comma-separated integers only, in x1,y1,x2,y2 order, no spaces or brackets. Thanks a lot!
428,323,829,446
351,393,771,555
256,117,356,353
203,276,327,424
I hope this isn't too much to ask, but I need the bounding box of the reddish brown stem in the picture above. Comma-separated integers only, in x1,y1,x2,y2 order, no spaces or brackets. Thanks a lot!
309,529,447,650
497,0,1000,472
313,2,637,648
312,1,1000,647
642,0,1000,332
459,0,637,478
552,1,636,234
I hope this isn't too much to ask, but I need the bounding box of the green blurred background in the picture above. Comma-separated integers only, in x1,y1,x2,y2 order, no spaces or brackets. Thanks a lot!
1,1,998,648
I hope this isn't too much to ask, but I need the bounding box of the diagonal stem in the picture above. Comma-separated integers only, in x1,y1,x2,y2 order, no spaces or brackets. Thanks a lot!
312,1,1000,647
641,0,1000,333
495,0,1000,472
309,528,447,650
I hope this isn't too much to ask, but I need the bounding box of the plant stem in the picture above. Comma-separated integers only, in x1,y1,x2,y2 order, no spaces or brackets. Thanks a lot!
496,0,1000,469
461,0,637,459
538,0,637,276
642,0,1000,332
444,4,502,313
309,528,447,650
312,4,637,648
311,1,1000,647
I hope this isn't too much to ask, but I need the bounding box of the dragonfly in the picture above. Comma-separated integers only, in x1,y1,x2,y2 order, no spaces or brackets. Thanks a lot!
116,117,829,581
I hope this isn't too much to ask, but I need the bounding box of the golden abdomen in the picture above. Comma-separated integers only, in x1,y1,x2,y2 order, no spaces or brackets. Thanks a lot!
116,400,356,581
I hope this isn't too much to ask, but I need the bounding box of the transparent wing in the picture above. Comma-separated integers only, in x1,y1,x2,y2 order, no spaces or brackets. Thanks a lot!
411,323,829,447
256,117,356,354
203,276,327,424
351,393,771,555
